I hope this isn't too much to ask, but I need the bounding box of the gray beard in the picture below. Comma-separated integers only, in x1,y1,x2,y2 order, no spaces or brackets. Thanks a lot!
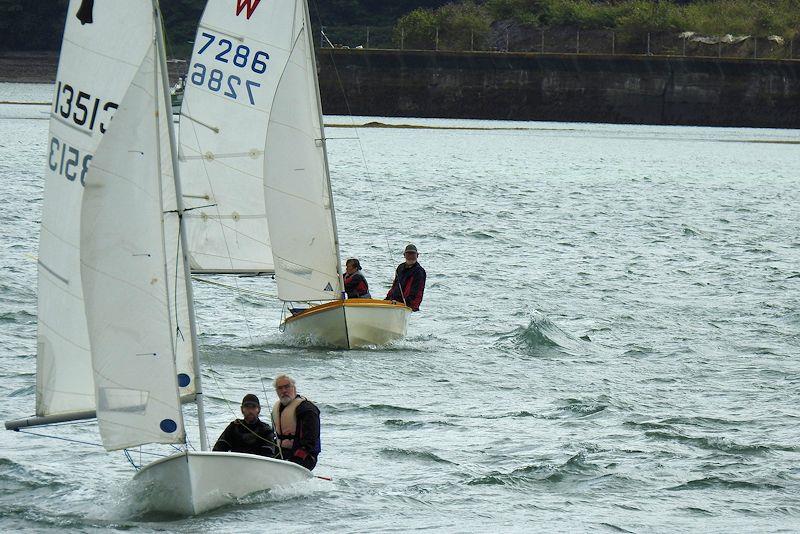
280,395,293,406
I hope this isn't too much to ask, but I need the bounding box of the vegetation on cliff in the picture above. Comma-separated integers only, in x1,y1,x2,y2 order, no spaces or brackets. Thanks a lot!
0,0,797,54
396,0,800,44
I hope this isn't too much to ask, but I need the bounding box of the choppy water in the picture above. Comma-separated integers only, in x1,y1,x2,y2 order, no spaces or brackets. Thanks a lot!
1,82,799,532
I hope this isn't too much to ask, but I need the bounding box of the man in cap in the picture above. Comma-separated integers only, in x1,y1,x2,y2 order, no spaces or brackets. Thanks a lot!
212,393,277,457
385,243,426,311
272,374,321,471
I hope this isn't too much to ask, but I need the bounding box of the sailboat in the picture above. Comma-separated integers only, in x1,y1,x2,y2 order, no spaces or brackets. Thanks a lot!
5,0,310,516
178,0,412,349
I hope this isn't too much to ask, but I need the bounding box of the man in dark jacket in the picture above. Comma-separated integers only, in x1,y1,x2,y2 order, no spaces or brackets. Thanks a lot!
272,374,321,471
212,394,277,457
385,243,426,311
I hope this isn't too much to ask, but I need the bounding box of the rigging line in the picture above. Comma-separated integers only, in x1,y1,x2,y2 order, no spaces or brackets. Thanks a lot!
16,429,169,459
192,276,276,300
309,0,395,275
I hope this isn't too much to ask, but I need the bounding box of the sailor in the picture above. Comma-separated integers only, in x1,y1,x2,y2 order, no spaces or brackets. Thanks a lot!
343,258,371,299
212,394,277,457
385,243,426,311
272,374,321,471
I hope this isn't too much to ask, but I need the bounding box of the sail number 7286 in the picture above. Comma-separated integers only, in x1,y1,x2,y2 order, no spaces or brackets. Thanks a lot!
189,32,269,106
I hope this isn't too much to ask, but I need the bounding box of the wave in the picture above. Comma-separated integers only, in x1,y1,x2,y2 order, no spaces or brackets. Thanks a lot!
555,397,609,417
496,311,589,358
326,403,421,415
383,419,455,429
0,310,35,323
379,448,454,465
466,452,605,487
0,457,66,494
667,476,783,491
644,430,773,455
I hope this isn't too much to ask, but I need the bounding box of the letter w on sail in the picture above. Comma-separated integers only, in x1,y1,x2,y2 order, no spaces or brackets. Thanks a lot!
236,0,262,19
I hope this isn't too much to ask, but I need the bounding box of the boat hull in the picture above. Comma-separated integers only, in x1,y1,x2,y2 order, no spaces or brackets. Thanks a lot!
132,451,312,515
282,299,411,348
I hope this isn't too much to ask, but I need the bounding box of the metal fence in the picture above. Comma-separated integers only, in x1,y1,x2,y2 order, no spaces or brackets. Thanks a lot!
320,25,797,60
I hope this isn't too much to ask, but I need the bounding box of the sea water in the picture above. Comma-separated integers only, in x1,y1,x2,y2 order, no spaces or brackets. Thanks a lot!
0,82,798,532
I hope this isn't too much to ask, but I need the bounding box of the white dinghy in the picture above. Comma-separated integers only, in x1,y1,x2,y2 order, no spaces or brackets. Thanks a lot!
178,0,411,349
6,0,310,516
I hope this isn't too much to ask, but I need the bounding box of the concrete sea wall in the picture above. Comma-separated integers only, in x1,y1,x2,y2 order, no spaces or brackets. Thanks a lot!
317,49,800,128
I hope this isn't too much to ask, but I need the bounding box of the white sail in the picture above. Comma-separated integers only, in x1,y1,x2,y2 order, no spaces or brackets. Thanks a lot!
263,0,342,301
80,35,186,450
36,1,158,417
178,0,288,273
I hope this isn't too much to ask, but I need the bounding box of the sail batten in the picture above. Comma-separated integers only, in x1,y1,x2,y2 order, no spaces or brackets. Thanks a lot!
178,0,288,274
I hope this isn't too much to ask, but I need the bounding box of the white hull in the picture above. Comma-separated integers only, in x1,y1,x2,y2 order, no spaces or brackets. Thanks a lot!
132,451,312,515
282,299,411,349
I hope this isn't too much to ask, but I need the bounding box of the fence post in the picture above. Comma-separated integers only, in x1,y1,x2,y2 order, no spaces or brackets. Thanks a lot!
753,36,757,59
505,29,509,52
791,39,794,59
647,32,650,55
401,28,404,50
718,41,722,58
612,31,615,55
683,35,686,56
576,30,580,54
470,30,474,52
435,27,439,51
541,29,545,54
366,27,370,49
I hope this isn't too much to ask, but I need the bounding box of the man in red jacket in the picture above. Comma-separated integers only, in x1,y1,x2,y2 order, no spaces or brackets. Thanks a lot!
385,243,426,311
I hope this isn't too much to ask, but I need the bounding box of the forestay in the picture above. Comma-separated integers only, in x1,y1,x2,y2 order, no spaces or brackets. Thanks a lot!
178,0,281,273
80,33,187,449
36,1,157,418
263,0,343,302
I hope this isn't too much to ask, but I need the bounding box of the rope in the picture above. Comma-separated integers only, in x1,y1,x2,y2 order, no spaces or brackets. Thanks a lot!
310,0,396,278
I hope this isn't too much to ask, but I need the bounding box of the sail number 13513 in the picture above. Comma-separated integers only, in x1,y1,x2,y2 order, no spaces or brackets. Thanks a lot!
189,32,269,106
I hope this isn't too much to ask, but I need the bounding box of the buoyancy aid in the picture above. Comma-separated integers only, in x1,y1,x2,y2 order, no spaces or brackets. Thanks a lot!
272,396,305,449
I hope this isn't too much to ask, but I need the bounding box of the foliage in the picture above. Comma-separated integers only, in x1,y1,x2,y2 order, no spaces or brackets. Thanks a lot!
395,2,491,50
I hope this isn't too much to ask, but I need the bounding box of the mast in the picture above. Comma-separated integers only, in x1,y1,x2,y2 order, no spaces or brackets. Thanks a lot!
302,0,345,298
153,0,208,451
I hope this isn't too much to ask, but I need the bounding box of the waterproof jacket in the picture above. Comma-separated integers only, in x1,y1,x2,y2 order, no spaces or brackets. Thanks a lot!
273,397,321,471
344,270,371,299
385,262,426,311
212,418,276,457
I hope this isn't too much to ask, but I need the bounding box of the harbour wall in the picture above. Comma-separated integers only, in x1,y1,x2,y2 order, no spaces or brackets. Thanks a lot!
317,49,800,128
3,50,799,128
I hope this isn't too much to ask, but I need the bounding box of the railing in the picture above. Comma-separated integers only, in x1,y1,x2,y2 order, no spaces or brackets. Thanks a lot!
319,25,797,60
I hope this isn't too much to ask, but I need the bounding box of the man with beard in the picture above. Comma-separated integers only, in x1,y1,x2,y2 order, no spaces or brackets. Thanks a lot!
212,394,277,457
385,243,426,311
271,374,321,471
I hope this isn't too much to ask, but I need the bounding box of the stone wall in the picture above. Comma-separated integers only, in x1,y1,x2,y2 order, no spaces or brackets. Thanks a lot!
317,49,800,128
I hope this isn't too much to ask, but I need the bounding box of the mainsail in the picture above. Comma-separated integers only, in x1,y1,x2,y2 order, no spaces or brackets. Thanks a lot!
80,35,187,450
263,0,343,302
178,0,283,274
36,1,158,418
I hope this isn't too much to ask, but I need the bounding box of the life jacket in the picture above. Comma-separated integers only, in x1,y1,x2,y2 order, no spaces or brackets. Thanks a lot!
272,396,305,449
